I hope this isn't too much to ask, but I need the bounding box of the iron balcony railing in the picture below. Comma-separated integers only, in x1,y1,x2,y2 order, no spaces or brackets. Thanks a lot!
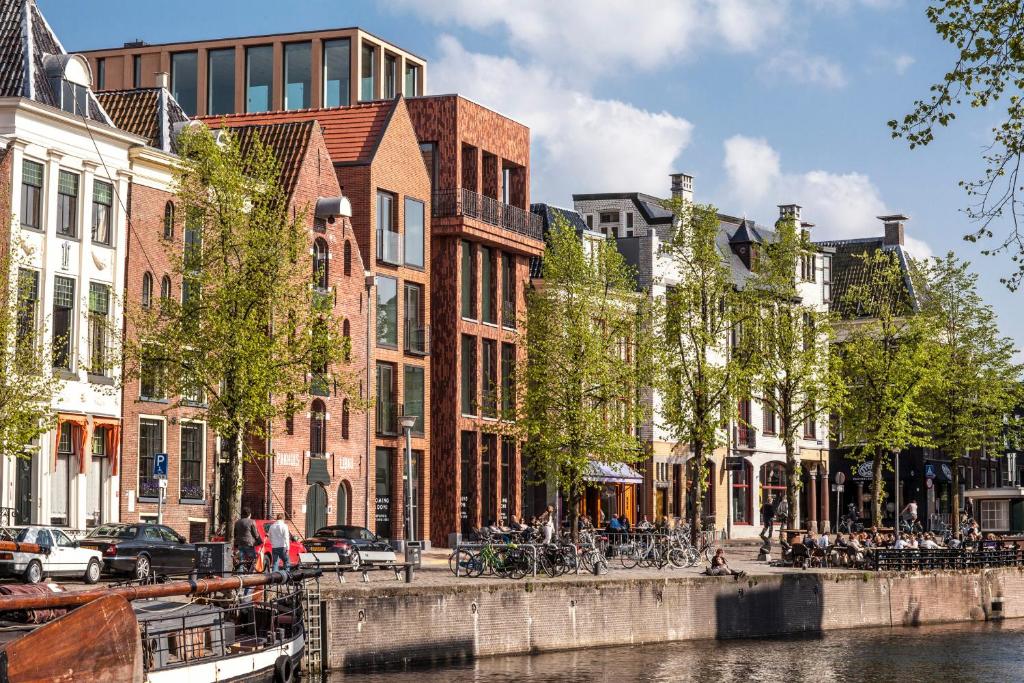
433,188,544,241
734,425,757,449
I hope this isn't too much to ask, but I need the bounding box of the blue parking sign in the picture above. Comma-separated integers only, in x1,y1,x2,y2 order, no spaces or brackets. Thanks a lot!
153,452,169,479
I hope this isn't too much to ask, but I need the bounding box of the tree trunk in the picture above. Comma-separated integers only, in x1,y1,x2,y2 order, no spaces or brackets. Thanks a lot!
871,452,884,526
690,441,704,546
221,426,244,545
570,490,580,543
784,434,799,538
951,458,962,539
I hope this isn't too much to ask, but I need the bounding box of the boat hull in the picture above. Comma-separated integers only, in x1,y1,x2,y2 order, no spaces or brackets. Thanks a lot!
146,632,303,683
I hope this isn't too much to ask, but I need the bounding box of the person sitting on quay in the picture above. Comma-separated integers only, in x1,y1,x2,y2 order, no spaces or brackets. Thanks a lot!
817,533,830,550
803,532,817,549
637,515,654,531
619,515,631,532
509,515,528,533
707,548,747,580
919,533,940,550
607,516,623,533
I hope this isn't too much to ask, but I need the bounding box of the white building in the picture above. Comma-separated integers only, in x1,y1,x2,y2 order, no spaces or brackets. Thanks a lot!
0,0,145,530
574,175,834,536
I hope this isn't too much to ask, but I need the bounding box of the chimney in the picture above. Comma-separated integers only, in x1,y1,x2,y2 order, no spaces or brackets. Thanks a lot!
879,214,908,246
155,72,170,90
670,172,694,203
778,204,802,223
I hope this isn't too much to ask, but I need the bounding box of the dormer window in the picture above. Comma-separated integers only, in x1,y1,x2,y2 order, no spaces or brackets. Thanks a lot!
43,54,92,116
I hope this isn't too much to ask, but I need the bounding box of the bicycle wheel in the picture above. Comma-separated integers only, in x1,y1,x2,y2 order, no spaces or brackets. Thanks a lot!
449,549,474,577
506,548,529,580
620,545,640,569
667,548,687,568
468,552,486,578
686,547,700,567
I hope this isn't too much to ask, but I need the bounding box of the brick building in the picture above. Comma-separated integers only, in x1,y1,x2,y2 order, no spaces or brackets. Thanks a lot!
404,95,545,547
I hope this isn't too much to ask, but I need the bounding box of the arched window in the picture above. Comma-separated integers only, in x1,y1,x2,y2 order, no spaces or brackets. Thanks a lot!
141,272,153,309
312,238,329,290
337,482,349,525
163,201,175,240
341,399,350,440
310,399,326,456
284,477,293,520
343,240,352,276
160,275,171,301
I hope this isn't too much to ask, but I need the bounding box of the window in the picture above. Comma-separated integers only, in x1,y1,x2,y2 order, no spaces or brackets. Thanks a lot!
376,191,398,264
342,319,351,361
310,399,326,456
360,42,376,101
481,435,496,523
88,283,110,376
313,237,329,290
404,365,424,434
502,166,512,205
139,418,163,499
404,198,424,268
762,393,776,435
823,254,832,303
341,399,350,440
207,48,235,115
57,170,79,238
384,53,397,98
980,500,1010,531
804,404,817,439
180,422,204,500
461,241,476,319
284,42,312,110
16,269,39,356
323,38,351,107
481,246,495,324
737,398,753,447
404,62,420,96
760,462,786,509
171,51,198,115
800,254,816,282
600,211,618,224
160,275,171,302
20,160,43,229
502,253,516,329
461,334,476,415
501,343,515,416
91,180,113,245
731,460,752,524
133,55,142,88
376,275,398,347
140,344,166,400
343,241,352,276
97,58,106,90
51,74,88,115
626,212,634,230
52,276,75,370
482,340,497,417
163,201,175,240
586,214,593,229
376,363,396,435
245,45,273,113
52,424,73,526
404,282,426,354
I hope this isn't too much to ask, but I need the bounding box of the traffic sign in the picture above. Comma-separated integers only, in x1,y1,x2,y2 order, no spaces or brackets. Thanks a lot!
153,452,169,479
834,471,846,486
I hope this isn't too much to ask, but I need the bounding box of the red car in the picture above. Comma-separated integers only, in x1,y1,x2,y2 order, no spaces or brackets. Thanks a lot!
213,519,305,568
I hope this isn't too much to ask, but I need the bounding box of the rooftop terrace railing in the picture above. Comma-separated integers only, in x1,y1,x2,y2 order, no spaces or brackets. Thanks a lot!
433,187,543,242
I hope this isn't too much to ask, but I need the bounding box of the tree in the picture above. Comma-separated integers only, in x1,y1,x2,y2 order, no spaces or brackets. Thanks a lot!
0,246,62,460
837,250,937,525
889,2,1024,288
914,252,1021,528
750,216,845,533
657,200,757,542
122,127,357,542
518,216,655,538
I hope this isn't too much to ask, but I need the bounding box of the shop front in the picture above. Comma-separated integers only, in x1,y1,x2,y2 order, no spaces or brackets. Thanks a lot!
580,462,643,526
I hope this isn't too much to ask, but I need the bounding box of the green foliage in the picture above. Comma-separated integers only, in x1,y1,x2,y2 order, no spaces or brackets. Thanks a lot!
889,2,1024,288
122,126,359,539
518,217,655,529
0,246,61,460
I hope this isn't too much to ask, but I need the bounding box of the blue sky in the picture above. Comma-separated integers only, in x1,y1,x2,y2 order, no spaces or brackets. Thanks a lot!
41,0,1022,348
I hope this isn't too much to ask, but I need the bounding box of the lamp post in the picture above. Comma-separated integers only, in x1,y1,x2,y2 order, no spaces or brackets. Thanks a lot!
398,414,417,548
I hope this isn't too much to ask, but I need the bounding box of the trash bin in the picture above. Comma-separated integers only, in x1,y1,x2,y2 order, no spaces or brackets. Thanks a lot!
195,542,231,577
405,542,422,569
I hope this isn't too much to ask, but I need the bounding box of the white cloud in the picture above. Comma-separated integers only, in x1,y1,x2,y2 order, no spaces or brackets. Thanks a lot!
891,53,915,75
721,135,932,258
430,37,694,205
759,49,848,88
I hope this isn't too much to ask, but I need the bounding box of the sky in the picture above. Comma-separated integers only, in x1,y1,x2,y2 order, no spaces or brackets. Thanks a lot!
39,0,1024,348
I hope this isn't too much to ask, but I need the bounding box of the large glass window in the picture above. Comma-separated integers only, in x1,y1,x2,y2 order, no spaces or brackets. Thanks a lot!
91,180,113,246
360,42,376,101
284,42,312,110
760,462,786,510
481,246,495,324
403,197,424,268
52,425,71,526
461,334,476,415
731,460,752,524
404,62,420,96
501,343,515,416
88,282,110,376
502,253,516,328
384,53,397,98
52,276,74,370
323,38,351,107
481,435,496,523
501,437,514,519
16,269,39,356
376,191,398,264
980,500,1010,531
245,45,273,113
482,339,497,418
404,365,424,434
20,160,43,229
171,51,198,116
375,448,392,538
310,399,326,456
461,241,476,319
404,282,425,354
180,422,204,500
57,170,79,238
376,363,396,435
207,48,235,116
139,418,163,500
376,275,397,347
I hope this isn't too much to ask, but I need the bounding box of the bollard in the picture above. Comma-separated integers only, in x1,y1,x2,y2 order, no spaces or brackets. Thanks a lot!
405,564,414,583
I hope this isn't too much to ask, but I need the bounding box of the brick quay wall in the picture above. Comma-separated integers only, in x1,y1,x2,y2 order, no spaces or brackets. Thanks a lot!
322,568,1024,671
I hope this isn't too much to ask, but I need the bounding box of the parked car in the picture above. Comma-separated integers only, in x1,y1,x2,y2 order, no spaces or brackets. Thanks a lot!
211,519,305,569
301,526,394,570
79,523,197,579
0,527,102,584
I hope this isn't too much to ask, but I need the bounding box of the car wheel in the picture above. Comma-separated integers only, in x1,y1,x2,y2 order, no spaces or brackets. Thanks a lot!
84,559,101,584
349,551,361,572
23,560,42,584
134,555,152,580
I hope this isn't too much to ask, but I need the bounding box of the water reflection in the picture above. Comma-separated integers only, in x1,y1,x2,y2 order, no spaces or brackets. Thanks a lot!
320,620,1024,682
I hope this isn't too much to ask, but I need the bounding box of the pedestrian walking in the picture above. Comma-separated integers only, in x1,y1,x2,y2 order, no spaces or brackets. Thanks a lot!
759,497,775,541
539,505,556,544
233,509,261,570
268,513,291,571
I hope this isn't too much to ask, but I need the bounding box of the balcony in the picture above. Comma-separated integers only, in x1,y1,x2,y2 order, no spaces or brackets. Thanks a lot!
433,188,543,242
377,229,402,265
405,324,430,356
734,425,757,449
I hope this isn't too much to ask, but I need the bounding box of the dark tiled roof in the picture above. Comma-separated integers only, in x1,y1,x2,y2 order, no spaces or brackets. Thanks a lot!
730,218,770,244
228,120,317,198
571,191,674,224
814,237,914,318
0,0,25,98
95,88,190,152
529,203,595,279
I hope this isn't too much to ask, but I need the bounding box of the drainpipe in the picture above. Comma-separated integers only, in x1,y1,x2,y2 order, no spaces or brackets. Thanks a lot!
364,271,374,527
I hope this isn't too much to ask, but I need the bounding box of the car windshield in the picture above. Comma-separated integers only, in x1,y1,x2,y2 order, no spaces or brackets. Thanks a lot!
88,525,136,539
315,527,365,540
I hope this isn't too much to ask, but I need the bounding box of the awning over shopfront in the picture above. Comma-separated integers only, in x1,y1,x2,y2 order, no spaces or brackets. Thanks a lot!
584,461,643,485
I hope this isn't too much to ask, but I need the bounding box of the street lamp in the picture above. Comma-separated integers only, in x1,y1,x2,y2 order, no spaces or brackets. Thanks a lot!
398,414,417,548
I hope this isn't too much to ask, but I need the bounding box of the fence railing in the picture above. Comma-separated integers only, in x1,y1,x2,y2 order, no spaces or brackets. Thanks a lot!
873,545,1023,571
432,188,544,241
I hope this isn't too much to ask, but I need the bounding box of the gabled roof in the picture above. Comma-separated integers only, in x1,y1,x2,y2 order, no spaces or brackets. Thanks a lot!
814,237,916,318
730,218,770,245
225,120,318,199
95,87,189,153
0,0,109,123
198,100,396,165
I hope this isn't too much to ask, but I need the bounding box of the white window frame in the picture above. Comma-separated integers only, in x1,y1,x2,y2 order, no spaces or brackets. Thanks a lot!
179,419,207,502
138,415,167,501
979,500,1010,531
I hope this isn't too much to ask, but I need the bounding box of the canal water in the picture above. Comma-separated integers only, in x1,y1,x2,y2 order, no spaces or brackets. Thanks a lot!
320,619,1024,681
